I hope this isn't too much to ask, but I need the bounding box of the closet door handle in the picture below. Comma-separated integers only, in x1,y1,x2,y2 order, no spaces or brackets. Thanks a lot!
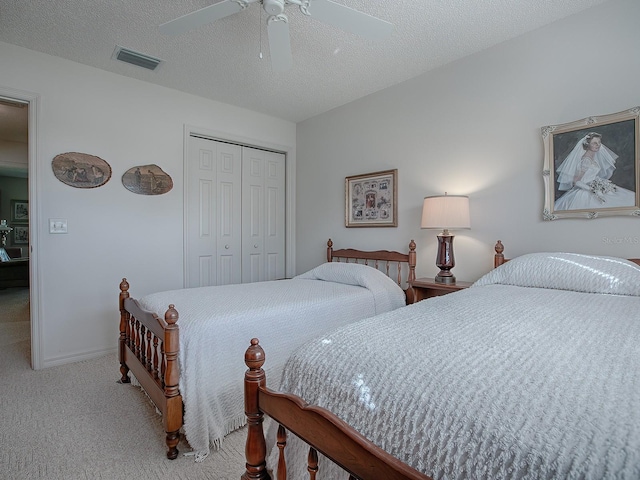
254,244,258,248
225,245,230,249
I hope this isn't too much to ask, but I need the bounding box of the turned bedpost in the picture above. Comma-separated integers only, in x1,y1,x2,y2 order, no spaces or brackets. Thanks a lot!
404,240,417,304
494,240,505,268
242,338,271,480
163,305,180,397
326,238,333,262
163,304,181,460
118,278,131,383
408,239,417,284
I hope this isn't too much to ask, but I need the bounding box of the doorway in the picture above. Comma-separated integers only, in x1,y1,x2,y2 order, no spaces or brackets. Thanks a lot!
0,88,40,369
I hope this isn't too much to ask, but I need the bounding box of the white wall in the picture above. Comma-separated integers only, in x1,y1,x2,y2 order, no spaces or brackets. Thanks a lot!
0,41,296,367
296,0,640,281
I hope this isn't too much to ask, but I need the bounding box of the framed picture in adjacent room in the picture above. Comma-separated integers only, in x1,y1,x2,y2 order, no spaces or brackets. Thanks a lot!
542,106,640,220
12,224,28,245
345,169,397,227
10,199,28,223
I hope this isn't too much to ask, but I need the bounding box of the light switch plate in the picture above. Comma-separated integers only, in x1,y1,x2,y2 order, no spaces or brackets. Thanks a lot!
49,219,68,234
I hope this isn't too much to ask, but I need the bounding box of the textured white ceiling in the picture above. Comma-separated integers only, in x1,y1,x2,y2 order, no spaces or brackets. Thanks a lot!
0,0,607,124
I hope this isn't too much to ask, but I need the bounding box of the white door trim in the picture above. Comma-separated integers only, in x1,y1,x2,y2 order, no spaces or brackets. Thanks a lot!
0,86,42,369
182,125,296,285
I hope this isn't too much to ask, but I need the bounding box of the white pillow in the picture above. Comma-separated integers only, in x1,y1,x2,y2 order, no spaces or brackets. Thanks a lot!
295,261,407,313
473,252,640,296
296,261,399,290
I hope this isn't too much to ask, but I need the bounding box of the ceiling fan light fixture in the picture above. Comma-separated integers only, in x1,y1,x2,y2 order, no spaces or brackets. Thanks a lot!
263,0,285,16
159,0,393,71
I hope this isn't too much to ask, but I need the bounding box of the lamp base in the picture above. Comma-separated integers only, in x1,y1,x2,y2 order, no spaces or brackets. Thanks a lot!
435,272,456,284
434,232,457,284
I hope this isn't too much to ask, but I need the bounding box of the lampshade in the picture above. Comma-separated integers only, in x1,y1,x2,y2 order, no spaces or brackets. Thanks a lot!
421,194,470,230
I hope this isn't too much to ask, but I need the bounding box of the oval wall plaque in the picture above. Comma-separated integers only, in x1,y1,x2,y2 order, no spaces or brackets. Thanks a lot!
52,152,112,188
122,164,173,195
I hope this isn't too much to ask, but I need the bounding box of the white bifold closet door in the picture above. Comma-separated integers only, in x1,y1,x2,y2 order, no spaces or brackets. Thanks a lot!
241,147,286,283
186,136,285,288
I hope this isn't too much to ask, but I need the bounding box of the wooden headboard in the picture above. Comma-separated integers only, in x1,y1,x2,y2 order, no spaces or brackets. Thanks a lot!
327,238,417,288
493,240,640,268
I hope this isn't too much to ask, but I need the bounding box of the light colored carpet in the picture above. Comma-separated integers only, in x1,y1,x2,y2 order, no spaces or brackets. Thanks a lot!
1,287,248,480
0,285,30,322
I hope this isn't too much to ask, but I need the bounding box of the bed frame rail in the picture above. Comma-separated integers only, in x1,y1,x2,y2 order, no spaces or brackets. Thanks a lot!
243,339,432,480
118,278,182,459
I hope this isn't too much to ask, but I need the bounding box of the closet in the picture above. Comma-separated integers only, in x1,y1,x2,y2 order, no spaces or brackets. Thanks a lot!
186,135,285,287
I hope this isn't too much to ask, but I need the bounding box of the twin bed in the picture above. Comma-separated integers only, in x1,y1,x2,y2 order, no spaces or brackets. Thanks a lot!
242,242,640,479
118,239,417,461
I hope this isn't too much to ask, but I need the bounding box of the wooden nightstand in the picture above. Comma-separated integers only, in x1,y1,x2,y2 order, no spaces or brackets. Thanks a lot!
409,278,472,303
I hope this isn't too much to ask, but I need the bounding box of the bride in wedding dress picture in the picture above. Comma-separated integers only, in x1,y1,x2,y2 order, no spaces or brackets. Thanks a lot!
554,131,636,211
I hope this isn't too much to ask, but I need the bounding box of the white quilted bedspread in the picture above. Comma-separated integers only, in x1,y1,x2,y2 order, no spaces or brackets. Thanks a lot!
275,253,640,479
137,262,405,460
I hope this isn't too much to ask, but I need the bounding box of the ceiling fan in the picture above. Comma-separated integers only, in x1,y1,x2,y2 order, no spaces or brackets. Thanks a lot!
159,0,393,71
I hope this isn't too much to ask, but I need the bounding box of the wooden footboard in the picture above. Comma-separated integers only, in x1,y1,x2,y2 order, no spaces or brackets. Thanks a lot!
243,339,431,480
118,278,183,459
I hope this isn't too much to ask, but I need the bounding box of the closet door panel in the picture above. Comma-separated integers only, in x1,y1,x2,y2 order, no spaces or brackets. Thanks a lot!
198,256,214,287
218,255,235,286
187,136,241,287
215,143,242,285
242,149,265,282
264,152,286,280
217,180,237,285
243,183,263,282
187,138,217,288
247,251,262,284
266,253,280,281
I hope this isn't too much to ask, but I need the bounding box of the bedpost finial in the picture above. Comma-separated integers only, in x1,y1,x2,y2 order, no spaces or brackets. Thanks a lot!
120,278,130,292
495,240,504,255
245,338,266,370
409,239,416,252
165,304,179,325
327,239,334,262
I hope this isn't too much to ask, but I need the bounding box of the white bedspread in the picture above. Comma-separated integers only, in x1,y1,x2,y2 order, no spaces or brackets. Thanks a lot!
275,253,640,479
137,262,405,460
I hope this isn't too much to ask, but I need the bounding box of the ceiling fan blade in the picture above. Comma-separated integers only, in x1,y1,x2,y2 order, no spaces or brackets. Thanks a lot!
267,19,293,72
307,0,393,41
159,0,246,36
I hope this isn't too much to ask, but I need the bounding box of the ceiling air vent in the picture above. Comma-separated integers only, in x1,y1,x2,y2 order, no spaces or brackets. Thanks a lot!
112,46,163,71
